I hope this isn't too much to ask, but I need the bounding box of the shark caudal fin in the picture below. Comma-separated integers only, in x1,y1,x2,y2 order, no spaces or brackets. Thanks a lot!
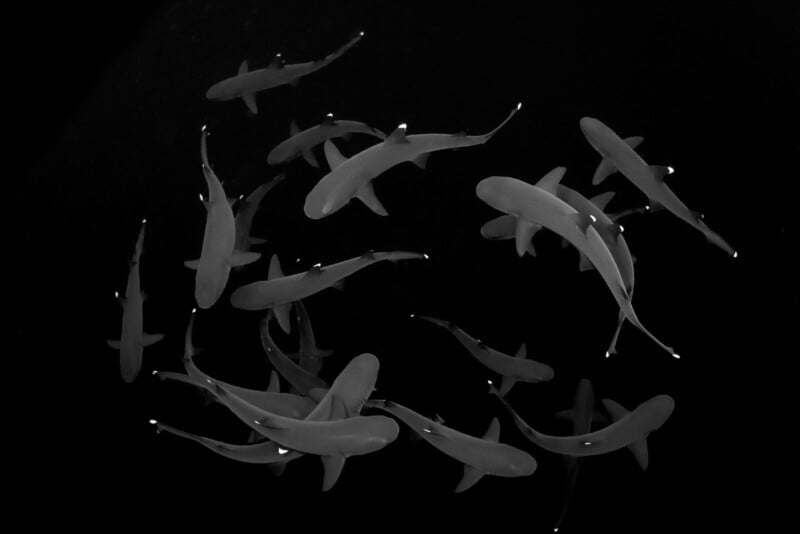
624,306,679,359
605,308,627,358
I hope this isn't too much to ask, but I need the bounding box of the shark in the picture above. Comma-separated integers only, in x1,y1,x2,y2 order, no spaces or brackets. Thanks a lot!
267,114,387,168
489,381,675,458
206,32,364,114
182,308,317,418
475,170,679,358
107,218,164,383
233,174,285,255
303,103,522,219
288,299,334,376
149,419,302,474
480,185,636,357
259,309,330,400
230,250,428,311
184,127,261,309
412,314,554,395
365,399,536,492
156,370,397,465
553,379,597,532
580,117,737,257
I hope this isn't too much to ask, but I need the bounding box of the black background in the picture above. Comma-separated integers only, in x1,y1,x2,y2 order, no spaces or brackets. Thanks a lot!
11,1,797,530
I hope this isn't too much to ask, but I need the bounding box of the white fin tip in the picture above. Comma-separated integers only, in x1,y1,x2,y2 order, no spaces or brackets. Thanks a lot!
278,447,289,455
667,166,675,174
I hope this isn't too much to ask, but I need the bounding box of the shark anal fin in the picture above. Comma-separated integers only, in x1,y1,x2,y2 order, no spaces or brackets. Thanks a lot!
321,455,346,492
515,343,527,359
592,157,617,186
184,259,200,270
355,183,388,216
455,465,485,493
289,120,301,137
268,254,284,279
107,339,121,350
238,60,249,75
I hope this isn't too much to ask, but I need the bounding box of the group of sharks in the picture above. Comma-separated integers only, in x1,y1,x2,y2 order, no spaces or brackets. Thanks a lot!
105,30,736,527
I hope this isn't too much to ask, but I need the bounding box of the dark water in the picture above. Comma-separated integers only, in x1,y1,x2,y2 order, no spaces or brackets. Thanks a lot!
13,1,797,530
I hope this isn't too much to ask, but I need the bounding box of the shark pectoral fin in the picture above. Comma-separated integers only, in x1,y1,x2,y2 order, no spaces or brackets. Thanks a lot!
266,370,280,393
355,183,388,216
578,252,594,272
321,455,346,492
601,398,648,469
238,60,249,75
480,215,517,240
301,147,320,168
331,279,345,291
499,376,518,397
268,462,287,477
142,333,164,347
589,191,616,211
289,120,301,137
482,417,501,442
323,140,347,170
628,437,650,471
624,136,644,149
274,303,293,335
184,259,200,270
535,167,567,195
242,92,258,114
411,153,430,169
515,219,541,257
289,78,300,88
592,157,617,185
648,165,671,183
455,465,485,493
229,251,261,267
107,339,121,350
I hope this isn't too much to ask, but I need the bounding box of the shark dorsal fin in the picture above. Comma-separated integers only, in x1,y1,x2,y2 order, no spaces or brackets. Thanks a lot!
535,167,567,196
321,113,336,127
289,120,301,137
385,124,410,145
624,136,644,149
268,254,284,280
589,191,616,212
649,165,672,183
515,343,527,359
323,140,347,170
238,60,249,75
482,417,501,442
269,54,284,69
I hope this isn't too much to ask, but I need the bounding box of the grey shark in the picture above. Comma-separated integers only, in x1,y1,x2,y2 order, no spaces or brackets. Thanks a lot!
303,103,522,219
206,32,364,114
107,219,163,383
